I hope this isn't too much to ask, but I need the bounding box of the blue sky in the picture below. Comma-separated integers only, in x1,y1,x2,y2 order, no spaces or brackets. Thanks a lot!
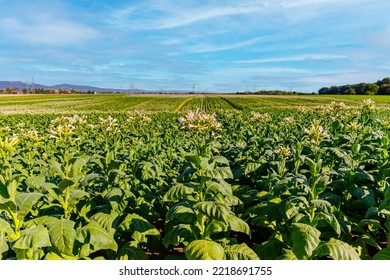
0,0,389,92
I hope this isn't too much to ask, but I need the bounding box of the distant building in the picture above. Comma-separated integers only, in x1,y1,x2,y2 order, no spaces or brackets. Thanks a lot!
1,88,24,94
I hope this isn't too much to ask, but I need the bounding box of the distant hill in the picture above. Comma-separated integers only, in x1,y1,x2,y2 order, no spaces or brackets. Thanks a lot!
0,81,144,93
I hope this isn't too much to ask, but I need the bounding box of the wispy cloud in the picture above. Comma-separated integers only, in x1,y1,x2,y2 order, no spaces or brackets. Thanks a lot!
186,37,267,54
154,5,266,29
214,66,308,77
235,54,349,63
109,1,268,30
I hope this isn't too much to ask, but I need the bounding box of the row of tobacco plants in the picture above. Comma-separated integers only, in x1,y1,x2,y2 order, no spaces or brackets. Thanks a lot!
0,100,389,260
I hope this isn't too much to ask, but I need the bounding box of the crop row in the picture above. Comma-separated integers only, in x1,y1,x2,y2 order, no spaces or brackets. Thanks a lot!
0,100,389,260
2,94,390,115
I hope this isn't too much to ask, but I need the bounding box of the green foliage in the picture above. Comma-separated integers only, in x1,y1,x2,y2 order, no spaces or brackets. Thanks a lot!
185,240,225,260
363,83,379,95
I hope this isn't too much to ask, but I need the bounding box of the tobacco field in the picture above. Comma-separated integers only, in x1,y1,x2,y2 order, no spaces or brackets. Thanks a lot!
0,97,390,260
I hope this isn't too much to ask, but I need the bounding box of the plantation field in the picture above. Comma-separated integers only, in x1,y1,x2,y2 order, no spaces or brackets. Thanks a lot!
1,94,390,114
0,94,390,260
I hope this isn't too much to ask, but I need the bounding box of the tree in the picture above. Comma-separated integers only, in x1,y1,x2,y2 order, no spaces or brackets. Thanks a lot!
345,87,356,95
377,77,390,86
377,84,390,95
362,83,379,95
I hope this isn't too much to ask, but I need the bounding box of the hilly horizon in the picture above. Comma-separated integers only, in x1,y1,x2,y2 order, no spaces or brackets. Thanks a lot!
0,81,144,93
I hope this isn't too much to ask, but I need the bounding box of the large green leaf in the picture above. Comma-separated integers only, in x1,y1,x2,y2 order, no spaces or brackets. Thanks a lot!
350,188,376,208
68,155,89,178
6,180,18,200
15,192,43,220
185,240,225,260
0,232,9,259
224,243,259,260
276,249,298,260
253,239,285,260
372,248,390,260
118,213,160,243
46,219,76,256
41,183,64,204
204,220,229,237
68,189,89,208
117,243,148,260
0,218,16,240
226,214,251,236
162,183,196,202
314,212,341,236
49,159,65,178
58,178,77,191
0,199,17,216
163,224,198,247
206,181,233,196
208,167,233,180
211,156,230,165
244,162,261,175
166,202,196,223
185,155,209,170
311,199,333,215
90,212,119,236
13,225,51,250
314,238,360,260
44,251,78,260
358,219,384,231
194,201,230,222
25,175,46,190
213,193,242,207
291,223,321,260
76,221,118,253
103,187,128,212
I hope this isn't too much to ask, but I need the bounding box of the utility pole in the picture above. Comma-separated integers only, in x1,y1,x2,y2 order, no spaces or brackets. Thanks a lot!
31,77,35,94
129,82,134,93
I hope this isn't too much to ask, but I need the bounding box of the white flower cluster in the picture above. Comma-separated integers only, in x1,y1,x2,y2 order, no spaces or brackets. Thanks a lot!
361,99,375,111
51,115,87,126
126,110,152,124
1,126,11,132
49,115,86,141
282,116,295,125
17,129,43,143
99,116,120,132
347,121,363,132
304,120,329,143
178,110,222,132
275,146,291,158
249,112,272,123
329,101,348,111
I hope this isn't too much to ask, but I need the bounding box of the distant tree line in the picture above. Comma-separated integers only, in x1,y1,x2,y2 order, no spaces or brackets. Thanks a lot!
236,90,305,95
318,77,390,95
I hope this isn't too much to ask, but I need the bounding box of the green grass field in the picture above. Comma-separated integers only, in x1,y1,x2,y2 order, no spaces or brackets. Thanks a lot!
1,94,390,114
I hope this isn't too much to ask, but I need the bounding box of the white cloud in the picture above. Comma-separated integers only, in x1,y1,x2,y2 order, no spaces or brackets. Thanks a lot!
0,17,100,46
